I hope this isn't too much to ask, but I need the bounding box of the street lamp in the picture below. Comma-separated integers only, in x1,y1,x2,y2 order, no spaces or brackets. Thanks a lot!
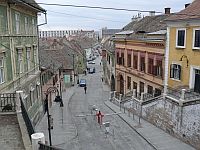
44,87,64,146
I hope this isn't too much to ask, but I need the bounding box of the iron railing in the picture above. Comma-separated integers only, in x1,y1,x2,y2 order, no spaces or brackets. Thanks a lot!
20,96,35,139
0,93,16,112
38,142,64,150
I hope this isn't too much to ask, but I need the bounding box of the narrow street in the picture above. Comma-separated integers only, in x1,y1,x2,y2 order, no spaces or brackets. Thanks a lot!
59,56,155,150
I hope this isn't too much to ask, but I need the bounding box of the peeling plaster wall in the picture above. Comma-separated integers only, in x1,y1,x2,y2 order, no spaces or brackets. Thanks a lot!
132,97,200,149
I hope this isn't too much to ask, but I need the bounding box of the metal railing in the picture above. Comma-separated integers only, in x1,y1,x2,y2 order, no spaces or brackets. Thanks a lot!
167,87,200,101
20,96,35,139
0,93,16,112
38,142,64,150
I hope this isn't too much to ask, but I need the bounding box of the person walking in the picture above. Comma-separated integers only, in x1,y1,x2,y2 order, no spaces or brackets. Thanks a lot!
84,86,87,94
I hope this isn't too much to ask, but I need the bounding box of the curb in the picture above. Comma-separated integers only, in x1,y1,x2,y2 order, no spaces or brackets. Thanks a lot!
104,100,157,150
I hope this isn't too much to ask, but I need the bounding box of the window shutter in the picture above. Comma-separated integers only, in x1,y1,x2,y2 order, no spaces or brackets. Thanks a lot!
170,64,174,78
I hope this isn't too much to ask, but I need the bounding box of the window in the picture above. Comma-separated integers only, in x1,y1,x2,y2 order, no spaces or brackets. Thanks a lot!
0,58,4,84
127,76,131,90
127,54,131,67
139,82,144,94
116,52,119,64
133,54,138,69
0,6,7,34
170,64,181,80
133,81,137,92
25,17,28,34
147,85,153,95
26,47,31,71
154,88,162,97
176,29,186,48
33,45,37,66
148,58,154,74
121,53,124,66
15,12,20,34
17,49,23,74
32,18,36,34
140,56,145,72
193,29,200,49
154,60,162,77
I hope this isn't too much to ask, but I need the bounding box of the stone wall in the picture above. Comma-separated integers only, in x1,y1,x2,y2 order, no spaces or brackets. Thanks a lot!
132,97,200,149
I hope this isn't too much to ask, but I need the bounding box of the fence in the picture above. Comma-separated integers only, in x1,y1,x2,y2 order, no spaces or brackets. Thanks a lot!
20,96,35,139
0,93,16,112
38,142,64,150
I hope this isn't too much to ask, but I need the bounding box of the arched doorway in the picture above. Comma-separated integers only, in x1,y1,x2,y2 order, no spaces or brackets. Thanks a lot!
111,74,115,91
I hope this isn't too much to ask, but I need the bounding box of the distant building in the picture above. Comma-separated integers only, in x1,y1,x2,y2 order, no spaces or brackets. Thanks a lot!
39,29,97,39
99,27,121,39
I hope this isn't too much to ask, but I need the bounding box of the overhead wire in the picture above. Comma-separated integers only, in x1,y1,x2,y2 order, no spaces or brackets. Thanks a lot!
47,10,127,23
30,2,200,18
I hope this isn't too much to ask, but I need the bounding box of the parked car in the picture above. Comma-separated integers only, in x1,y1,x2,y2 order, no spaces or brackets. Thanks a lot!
79,79,86,87
88,61,95,64
88,67,95,74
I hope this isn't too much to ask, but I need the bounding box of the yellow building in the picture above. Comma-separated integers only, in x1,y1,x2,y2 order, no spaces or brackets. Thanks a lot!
165,0,200,93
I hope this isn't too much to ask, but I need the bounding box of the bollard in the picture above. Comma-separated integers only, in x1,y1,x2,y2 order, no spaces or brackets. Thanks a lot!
31,132,45,150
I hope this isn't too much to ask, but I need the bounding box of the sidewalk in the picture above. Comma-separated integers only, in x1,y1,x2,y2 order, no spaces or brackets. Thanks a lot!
104,100,195,150
35,86,76,147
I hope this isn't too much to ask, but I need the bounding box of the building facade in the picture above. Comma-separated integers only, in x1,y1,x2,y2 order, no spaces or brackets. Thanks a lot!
0,0,45,126
165,0,200,93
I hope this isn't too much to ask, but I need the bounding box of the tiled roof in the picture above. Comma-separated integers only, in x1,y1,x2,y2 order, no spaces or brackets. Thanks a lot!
165,0,200,21
10,0,45,12
122,15,169,34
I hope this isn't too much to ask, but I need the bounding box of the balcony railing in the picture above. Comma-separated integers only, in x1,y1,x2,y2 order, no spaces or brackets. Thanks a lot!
0,93,16,112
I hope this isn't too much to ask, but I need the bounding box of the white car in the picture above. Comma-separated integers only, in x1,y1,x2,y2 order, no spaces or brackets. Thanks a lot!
88,61,95,64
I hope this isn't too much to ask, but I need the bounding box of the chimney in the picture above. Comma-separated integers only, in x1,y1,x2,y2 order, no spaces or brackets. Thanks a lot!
185,3,190,8
165,8,171,14
149,11,155,16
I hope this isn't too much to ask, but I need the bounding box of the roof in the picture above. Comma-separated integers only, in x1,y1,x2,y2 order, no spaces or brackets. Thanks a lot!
165,0,200,21
10,0,46,12
122,15,169,34
115,30,134,35
147,30,167,35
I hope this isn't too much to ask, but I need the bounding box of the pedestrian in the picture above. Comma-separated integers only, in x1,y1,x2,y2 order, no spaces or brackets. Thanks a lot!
101,76,103,82
100,62,101,65
84,86,87,94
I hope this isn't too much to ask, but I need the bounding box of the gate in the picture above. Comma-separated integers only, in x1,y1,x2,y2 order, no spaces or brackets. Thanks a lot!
20,96,35,139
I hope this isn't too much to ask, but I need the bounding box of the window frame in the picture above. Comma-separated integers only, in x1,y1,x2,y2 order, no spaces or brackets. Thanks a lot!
17,49,23,74
24,16,29,34
170,64,181,80
0,57,5,84
15,12,20,34
26,47,31,71
176,28,186,48
193,28,200,50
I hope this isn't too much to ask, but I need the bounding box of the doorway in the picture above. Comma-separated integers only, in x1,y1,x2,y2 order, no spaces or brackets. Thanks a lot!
194,69,200,93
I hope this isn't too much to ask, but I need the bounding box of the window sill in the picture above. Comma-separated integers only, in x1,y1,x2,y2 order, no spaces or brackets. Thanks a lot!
176,46,185,50
170,78,181,82
192,47,200,51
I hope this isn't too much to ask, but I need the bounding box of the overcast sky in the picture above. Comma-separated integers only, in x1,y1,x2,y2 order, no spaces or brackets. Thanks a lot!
36,0,191,31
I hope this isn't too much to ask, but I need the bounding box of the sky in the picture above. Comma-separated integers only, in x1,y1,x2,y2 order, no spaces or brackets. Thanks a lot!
35,0,192,31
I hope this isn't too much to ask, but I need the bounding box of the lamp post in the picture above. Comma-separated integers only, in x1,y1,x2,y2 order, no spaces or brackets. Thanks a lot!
45,87,63,146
